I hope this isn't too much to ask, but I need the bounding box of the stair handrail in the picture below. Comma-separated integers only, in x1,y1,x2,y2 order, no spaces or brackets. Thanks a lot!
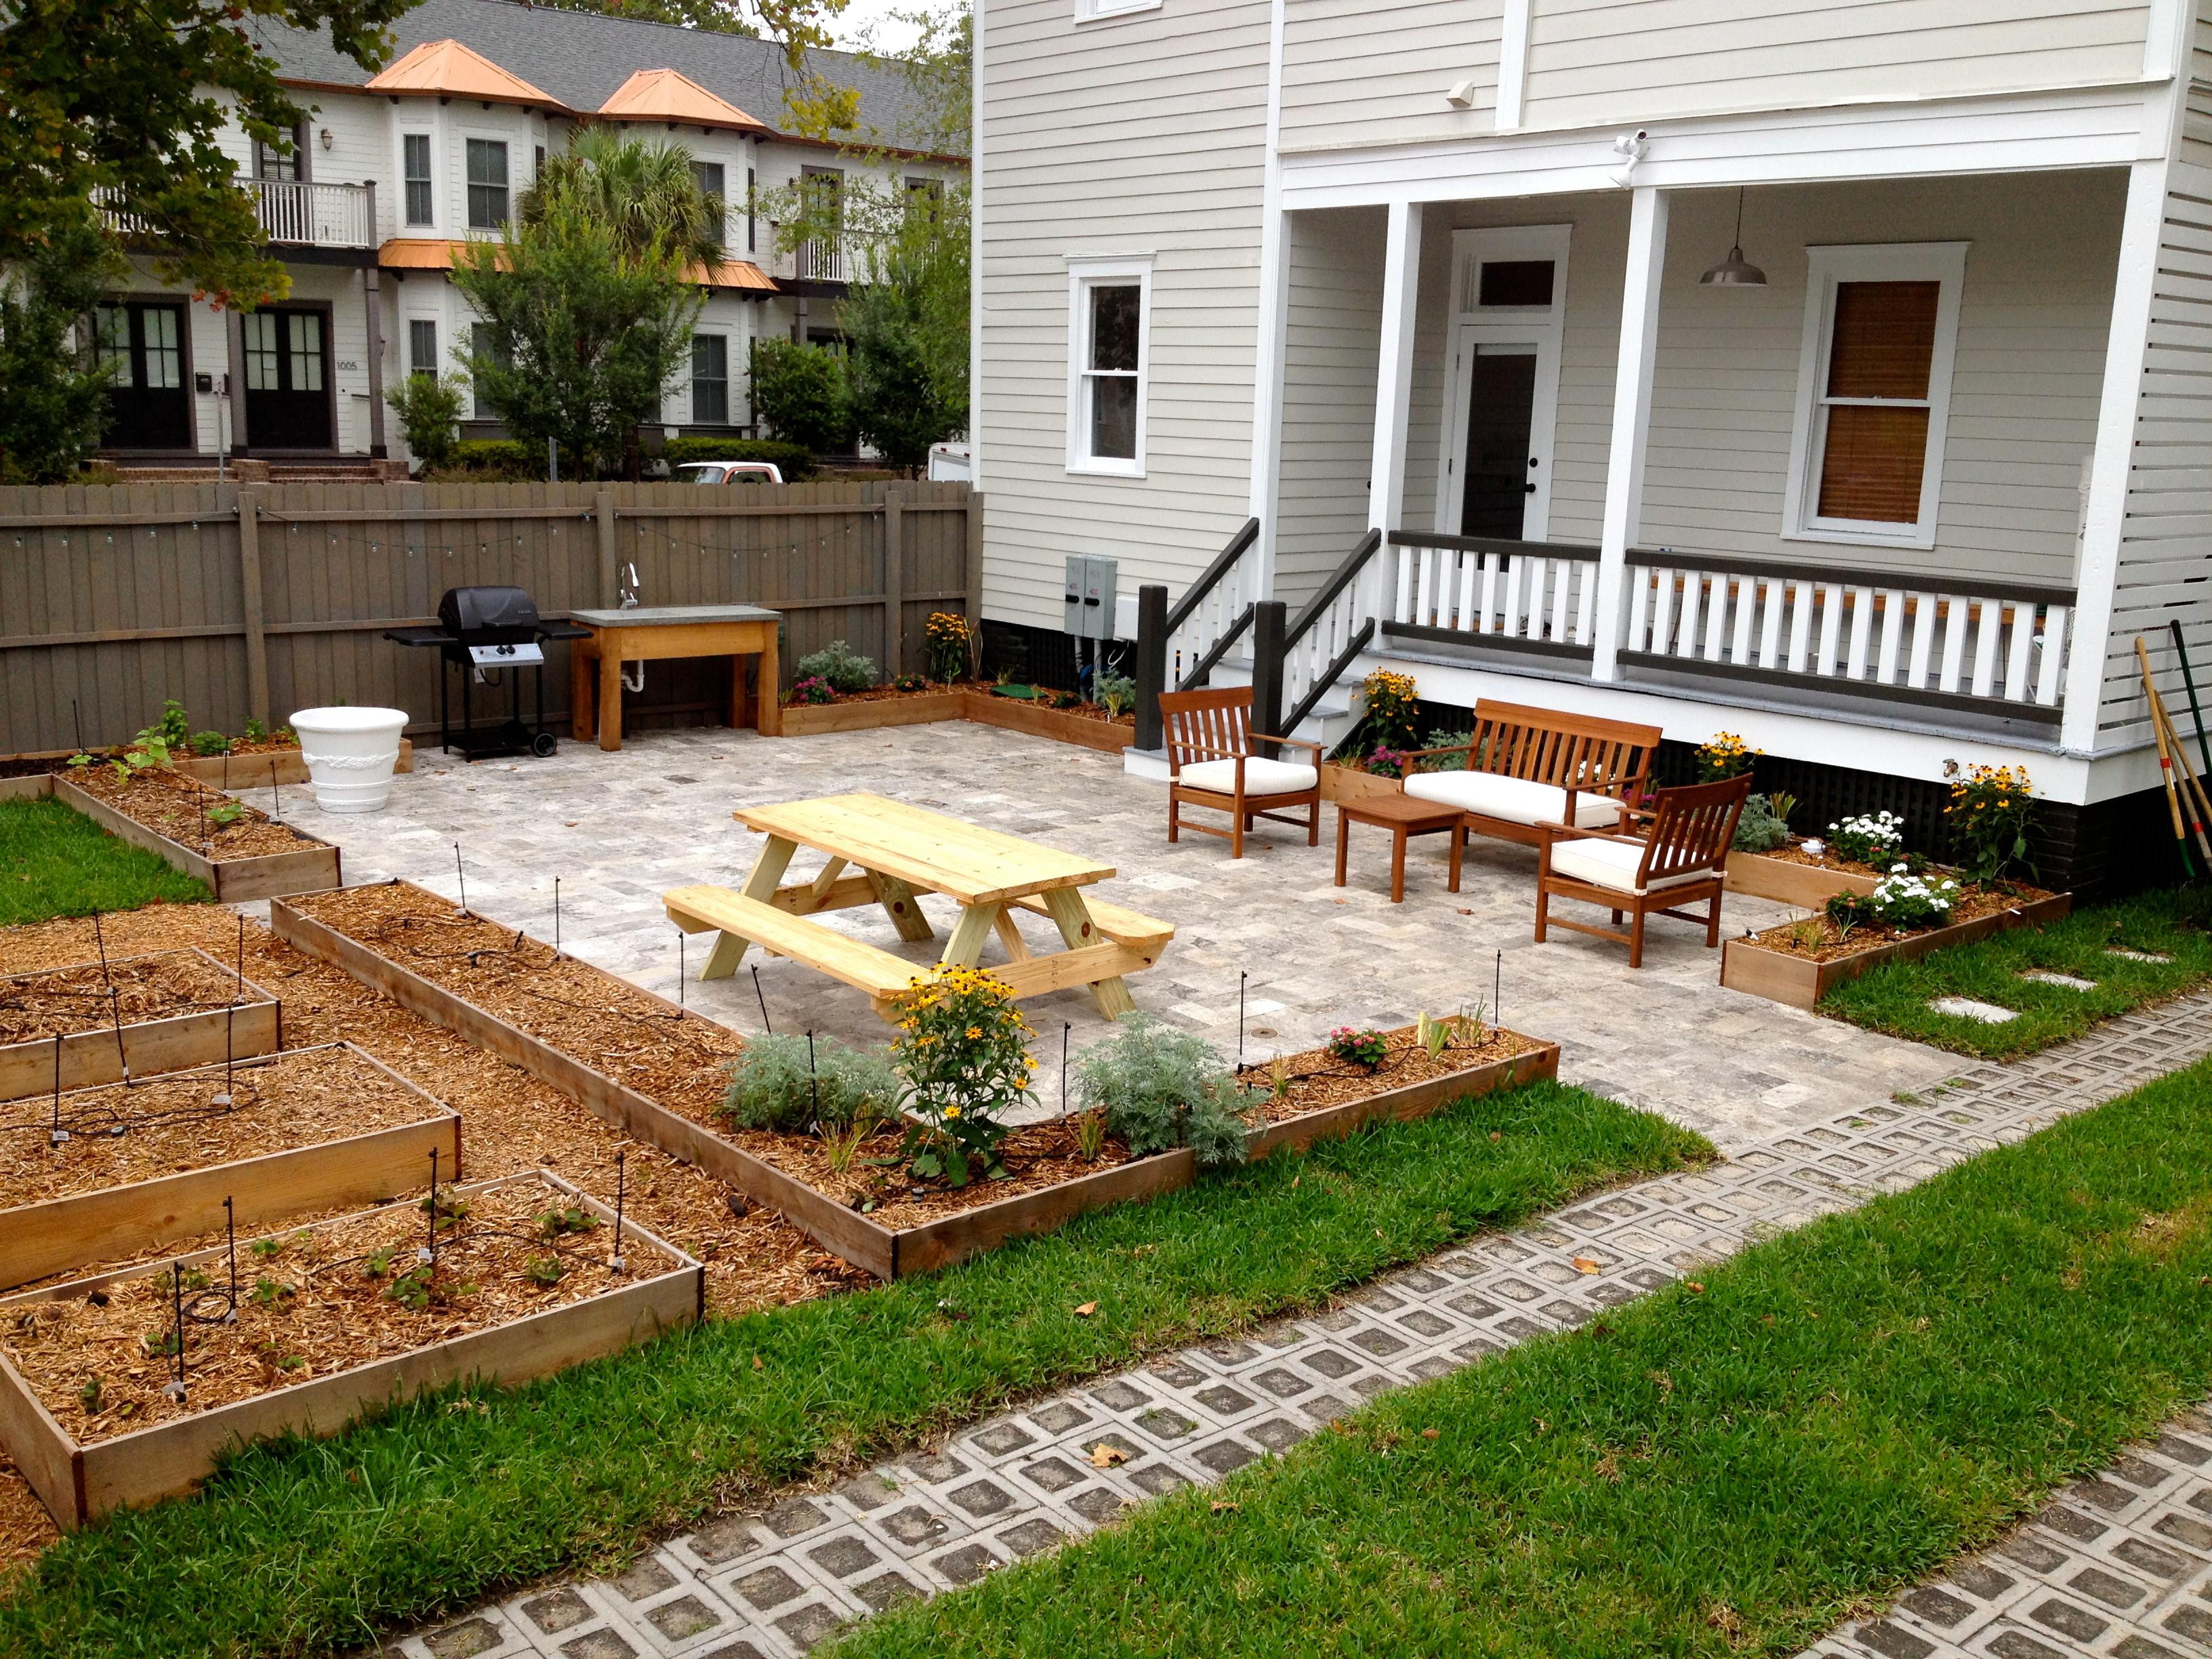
1164,516,1260,637
1284,527,1383,649
1134,516,1263,750
1261,527,1385,743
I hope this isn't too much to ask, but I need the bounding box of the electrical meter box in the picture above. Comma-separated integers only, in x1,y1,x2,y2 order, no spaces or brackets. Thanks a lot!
1063,554,1119,641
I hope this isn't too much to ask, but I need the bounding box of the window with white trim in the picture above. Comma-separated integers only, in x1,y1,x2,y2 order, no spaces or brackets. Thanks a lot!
466,139,509,230
407,319,438,379
1784,242,1967,550
691,333,729,425
402,134,434,226
1075,0,1160,19
1066,259,1151,476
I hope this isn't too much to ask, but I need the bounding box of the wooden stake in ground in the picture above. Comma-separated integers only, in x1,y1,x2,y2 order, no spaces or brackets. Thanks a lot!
2137,636,2205,874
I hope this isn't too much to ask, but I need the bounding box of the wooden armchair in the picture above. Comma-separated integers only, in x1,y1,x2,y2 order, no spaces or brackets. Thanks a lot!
1533,774,1751,968
1160,686,1323,859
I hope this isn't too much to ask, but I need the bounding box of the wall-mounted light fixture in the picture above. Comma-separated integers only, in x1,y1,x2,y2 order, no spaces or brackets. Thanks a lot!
319,127,334,150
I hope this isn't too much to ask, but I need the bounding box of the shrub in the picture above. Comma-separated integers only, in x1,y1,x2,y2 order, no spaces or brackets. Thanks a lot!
1948,763,2036,884
796,639,878,693
1694,731,1760,781
750,337,855,455
1073,1015,1250,1170
1413,726,1472,773
188,730,229,758
1824,811,1904,868
1732,793,1790,853
435,439,538,481
661,436,817,481
386,373,463,473
719,1033,901,1134
153,699,191,749
890,967,1033,1187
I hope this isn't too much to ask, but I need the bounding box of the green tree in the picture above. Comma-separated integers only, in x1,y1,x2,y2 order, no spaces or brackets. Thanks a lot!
839,2,970,155
0,0,411,307
0,220,122,483
453,136,707,480
522,127,726,270
748,337,853,455
385,373,464,474
535,0,844,54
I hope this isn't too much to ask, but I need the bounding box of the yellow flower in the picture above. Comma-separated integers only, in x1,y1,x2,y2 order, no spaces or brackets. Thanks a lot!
966,1026,983,1040
943,1105,962,1120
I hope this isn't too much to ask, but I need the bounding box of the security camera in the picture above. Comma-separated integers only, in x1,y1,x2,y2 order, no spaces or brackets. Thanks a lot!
1609,130,1650,188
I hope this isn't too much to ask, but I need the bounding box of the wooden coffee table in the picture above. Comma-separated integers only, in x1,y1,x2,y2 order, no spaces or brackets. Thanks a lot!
1333,794,1465,903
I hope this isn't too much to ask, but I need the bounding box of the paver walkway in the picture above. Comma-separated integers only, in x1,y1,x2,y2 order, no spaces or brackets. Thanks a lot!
390,993,2212,1659
276,722,1948,1152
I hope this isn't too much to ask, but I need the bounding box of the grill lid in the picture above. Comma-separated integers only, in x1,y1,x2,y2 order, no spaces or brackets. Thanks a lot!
437,586,542,636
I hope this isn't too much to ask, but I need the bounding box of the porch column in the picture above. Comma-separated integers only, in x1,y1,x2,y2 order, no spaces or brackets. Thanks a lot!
363,268,388,459
2062,156,2169,754
225,306,249,454
1365,200,1424,622
1591,186,1670,682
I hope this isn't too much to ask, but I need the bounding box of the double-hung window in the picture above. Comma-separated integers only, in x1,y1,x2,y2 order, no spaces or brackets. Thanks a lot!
1784,243,1967,550
1075,0,1162,20
470,322,509,418
466,139,509,230
403,134,434,226
692,161,727,249
1066,258,1151,476
408,319,438,380
691,334,729,425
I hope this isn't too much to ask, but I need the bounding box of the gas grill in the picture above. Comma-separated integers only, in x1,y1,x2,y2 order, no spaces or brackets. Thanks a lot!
386,586,590,760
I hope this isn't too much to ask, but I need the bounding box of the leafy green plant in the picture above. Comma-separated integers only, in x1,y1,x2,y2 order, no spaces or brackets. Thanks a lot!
893,673,929,693
891,966,1033,1187
187,729,228,758
1412,726,1473,773
1823,811,1904,867
206,802,244,827
1071,1109,1109,1162
1073,1014,1250,1170
1327,1027,1389,1069
386,1267,434,1312
749,335,855,455
1732,793,1791,853
242,718,269,744
153,700,191,749
787,674,836,706
535,1206,598,1240
523,1254,564,1288
796,639,878,693
1094,670,1136,719
249,1236,284,1261
251,1277,292,1307
361,1246,395,1281
720,1033,902,1134
1948,763,2037,884
925,611,972,684
1826,870,1960,934
78,1376,104,1414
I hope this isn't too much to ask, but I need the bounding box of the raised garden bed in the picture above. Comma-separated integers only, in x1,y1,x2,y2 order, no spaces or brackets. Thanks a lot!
0,947,280,1099
0,1041,460,1292
1724,844,1884,907
1320,762,1405,803
168,739,415,791
52,771,341,903
0,756,62,804
0,1170,697,1529
1721,887,2073,1010
779,688,1134,754
1241,1023,1559,1159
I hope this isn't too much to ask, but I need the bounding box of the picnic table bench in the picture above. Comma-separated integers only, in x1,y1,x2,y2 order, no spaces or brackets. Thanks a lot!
663,793,1173,1020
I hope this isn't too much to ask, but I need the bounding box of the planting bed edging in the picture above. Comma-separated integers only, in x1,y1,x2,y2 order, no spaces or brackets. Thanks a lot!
52,776,342,903
0,1041,460,1292
778,689,1134,754
169,740,415,791
1244,1038,1561,1160
1320,764,1404,804
0,773,53,804
1723,849,1882,908
1719,892,2074,1010
0,1170,698,1530
0,947,281,1101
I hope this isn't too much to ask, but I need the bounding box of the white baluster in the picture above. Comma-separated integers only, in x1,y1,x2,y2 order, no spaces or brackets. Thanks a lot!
1413,546,1435,629
1785,578,1814,673
1937,596,1967,694
1815,583,1844,678
1729,576,1757,667
1502,558,1525,637
1456,551,1477,634
1524,558,1549,640
1551,558,1574,645
1650,567,1677,662
2036,607,2068,705
1905,592,1936,691
1875,590,1903,684
2002,600,2034,701
1677,573,1704,660
1574,559,1598,646
1970,594,2003,698
1845,587,1875,682
1702,570,1730,663
1756,577,1784,669
1478,554,1499,634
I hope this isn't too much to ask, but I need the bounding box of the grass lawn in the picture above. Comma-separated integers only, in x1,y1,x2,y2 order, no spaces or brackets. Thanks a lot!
835,1059,2212,1659
1818,886,2212,1057
0,1080,1708,1659
0,796,209,927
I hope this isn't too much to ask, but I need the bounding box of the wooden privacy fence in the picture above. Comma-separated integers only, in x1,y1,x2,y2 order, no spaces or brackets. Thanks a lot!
0,480,980,754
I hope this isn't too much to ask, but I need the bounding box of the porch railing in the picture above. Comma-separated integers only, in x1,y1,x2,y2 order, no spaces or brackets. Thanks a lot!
1279,528,1385,735
1620,553,2072,720
1384,531,1601,657
796,238,846,282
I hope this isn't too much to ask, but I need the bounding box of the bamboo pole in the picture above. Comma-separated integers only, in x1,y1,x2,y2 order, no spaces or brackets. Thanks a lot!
2137,636,2194,877
2150,675,2212,866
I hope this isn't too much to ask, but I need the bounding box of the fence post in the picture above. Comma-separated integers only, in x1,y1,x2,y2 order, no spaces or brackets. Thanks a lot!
1134,582,1168,752
237,487,270,724
882,485,905,678
1250,598,1287,758
595,489,617,605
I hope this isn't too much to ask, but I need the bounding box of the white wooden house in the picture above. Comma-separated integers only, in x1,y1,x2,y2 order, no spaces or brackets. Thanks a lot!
970,0,2212,891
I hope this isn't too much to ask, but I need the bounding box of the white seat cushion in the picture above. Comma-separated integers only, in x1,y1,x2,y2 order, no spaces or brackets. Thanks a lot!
1404,769,1621,829
1177,756,1319,796
1547,835,1714,895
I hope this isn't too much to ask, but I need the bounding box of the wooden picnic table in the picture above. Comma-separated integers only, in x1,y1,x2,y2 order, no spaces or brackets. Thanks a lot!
663,792,1173,1021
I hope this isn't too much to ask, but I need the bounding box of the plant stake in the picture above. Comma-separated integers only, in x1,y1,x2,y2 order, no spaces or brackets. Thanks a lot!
49,1033,66,1147
806,1030,819,1126
163,1266,187,1403
1061,1023,1071,1115
752,964,772,1033
676,930,685,1017
420,1148,440,1265
222,1195,238,1323
211,1006,235,1107
453,844,468,916
554,878,562,960
268,758,281,823
609,1151,628,1273
1237,970,1248,1071
71,698,83,754
110,987,129,1086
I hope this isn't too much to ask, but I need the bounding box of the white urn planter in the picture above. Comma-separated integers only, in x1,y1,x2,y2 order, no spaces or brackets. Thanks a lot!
289,707,410,813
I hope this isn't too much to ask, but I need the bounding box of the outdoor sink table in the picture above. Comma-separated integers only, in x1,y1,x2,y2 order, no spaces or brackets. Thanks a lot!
665,792,1174,1020
568,604,782,751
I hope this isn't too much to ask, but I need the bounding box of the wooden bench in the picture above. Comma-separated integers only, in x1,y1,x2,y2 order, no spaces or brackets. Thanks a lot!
665,886,921,1013
1401,699,1663,871
1006,890,1174,952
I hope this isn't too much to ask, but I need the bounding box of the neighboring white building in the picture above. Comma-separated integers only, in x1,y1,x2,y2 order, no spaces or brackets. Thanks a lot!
95,0,964,468
970,0,2212,893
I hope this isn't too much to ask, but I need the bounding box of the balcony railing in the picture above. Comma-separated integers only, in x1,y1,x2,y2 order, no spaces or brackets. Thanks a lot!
96,178,374,249
794,238,846,282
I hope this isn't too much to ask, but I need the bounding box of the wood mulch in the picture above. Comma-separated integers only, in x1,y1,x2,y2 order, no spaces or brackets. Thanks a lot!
0,902,861,1569
0,948,251,1046
1755,841,1893,878
812,683,966,705
62,764,326,859
1745,880,2055,962
3,1044,445,1211
1,1177,686,1441
1237,1023,1544,1126
979,690,1134,726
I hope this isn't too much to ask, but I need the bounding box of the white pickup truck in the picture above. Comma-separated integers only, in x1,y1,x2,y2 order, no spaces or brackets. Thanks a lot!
671,459,785,485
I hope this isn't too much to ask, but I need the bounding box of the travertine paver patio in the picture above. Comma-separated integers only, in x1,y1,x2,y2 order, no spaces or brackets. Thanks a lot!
379,987,2212,1659
270,721,1950,1153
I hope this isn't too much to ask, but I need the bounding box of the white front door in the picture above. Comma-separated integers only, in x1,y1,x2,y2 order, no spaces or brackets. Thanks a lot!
1435,225,1571,543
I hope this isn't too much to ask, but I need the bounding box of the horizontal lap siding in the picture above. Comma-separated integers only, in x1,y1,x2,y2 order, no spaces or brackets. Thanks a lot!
2100,161,2212,748
1523,0,2152,133
979,0,1273,631
1280,1,1504,155
1276,207,1386,609
0,483,972,753
1397,174,2122,590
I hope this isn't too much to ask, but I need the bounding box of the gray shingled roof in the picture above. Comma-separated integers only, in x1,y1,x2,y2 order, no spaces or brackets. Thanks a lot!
254,0,956,154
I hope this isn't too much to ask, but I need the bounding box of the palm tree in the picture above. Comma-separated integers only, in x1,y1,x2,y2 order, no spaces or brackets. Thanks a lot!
520,127,724,273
